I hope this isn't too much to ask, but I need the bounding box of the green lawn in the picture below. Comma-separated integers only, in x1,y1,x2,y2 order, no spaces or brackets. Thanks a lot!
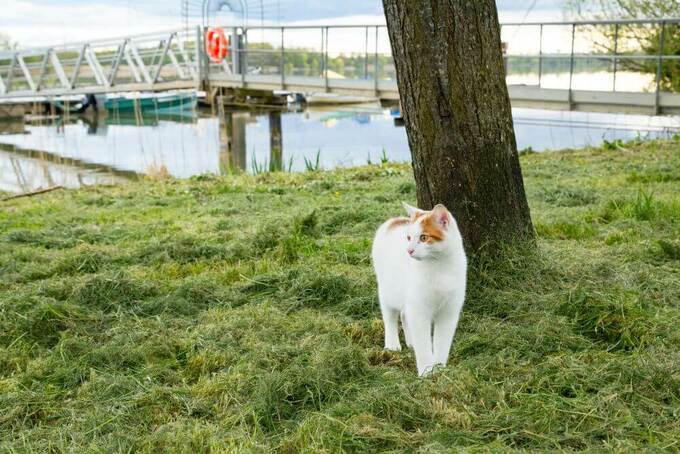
1,138,678,451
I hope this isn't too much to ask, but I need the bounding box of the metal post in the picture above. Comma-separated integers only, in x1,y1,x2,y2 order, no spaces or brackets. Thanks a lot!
109,41,127,86
36,50,50,91
364,26,369,79
568,23,575,110
85,47,109,87
242,27,248,88
152,37,172,84
538,24,543,87
17,55,36,92
195,25,204,85
70,45,86,88
374,26,379,95
654,21,666,115
168,46,187,79
151,40,165,70
320,28,324,78
124,47,142,83
177,34,196,78
228,28,236,75
50,49,70,89
280,26,284,88
6,53,16,92
129,41,152,84
91,49,109,87
612,23,619,91
324,27,329,91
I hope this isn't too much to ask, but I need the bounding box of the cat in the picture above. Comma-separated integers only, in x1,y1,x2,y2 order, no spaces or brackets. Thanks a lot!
372,202,467,376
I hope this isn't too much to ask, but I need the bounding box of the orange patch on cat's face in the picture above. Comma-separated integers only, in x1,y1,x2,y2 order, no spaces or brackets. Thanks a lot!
387,217,410,230
418,214,445,243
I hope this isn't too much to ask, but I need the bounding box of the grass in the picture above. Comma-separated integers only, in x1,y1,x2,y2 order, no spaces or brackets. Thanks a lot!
1,138,679,451
303,150,322,172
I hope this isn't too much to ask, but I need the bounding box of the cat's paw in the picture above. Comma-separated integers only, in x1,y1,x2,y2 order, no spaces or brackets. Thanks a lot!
384,343,402,352
418,365,434,377
418,363,445,377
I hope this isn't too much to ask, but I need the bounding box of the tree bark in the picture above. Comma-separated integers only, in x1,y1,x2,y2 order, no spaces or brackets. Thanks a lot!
382,0,534,254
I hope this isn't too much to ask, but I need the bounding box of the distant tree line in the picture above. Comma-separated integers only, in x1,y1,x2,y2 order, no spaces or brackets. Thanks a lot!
245,42,394,79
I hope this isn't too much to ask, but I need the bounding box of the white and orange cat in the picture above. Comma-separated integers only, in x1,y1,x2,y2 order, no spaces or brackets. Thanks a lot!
372,202,467,376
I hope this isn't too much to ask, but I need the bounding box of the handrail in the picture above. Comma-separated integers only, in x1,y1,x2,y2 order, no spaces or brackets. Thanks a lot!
2,28,198,56
500,17,680,26
8,17,680,54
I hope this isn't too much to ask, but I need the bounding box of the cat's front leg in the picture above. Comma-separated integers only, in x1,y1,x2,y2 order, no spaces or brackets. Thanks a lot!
381,306,401,351
405,310,435,376
400,311,413,348
433,302,463,367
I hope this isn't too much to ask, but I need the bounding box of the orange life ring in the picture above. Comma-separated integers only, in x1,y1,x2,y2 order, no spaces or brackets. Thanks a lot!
205,27,229,63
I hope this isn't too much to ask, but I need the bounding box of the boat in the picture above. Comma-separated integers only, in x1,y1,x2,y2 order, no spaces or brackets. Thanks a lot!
104,92,197,113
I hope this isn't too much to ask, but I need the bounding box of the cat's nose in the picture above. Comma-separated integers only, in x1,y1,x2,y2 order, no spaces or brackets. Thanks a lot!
407,247,415,255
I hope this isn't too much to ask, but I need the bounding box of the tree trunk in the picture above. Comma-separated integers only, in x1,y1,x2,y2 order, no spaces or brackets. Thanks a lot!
382,0,534,254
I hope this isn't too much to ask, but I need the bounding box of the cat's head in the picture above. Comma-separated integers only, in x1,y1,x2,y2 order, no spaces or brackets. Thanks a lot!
402,202,458,261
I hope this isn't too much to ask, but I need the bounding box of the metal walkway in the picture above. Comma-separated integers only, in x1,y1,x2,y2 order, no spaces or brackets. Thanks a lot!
1,19,679,114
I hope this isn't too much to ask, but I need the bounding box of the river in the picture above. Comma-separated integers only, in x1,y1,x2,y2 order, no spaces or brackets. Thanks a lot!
1,102,679,194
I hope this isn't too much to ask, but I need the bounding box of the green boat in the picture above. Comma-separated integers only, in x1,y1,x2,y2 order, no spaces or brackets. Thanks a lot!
104,92,197,113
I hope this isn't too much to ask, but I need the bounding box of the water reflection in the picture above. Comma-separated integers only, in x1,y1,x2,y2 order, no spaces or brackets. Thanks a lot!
218,106,248,172
0,143,136,194
0,103,679,194
269,111,283,171
216,108,285,173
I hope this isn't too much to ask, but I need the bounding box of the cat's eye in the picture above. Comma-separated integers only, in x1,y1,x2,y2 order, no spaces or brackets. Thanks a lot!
407,235,411,241
419,234,428,242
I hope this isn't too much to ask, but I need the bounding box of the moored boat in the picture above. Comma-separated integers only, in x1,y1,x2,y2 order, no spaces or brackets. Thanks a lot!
104,92,197,113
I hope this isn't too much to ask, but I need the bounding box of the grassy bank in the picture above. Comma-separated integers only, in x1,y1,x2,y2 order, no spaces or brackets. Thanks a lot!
1,138,679,451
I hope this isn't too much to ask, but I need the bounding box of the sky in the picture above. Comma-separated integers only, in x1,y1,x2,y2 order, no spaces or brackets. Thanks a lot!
0,0,570,48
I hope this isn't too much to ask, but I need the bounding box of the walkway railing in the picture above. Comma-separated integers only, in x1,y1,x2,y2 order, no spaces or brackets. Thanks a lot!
0,28,202,98
1,18,679,113
500,18,680,112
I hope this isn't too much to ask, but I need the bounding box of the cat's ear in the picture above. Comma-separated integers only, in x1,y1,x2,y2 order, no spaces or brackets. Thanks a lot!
432,204,450,229
402,202,424,219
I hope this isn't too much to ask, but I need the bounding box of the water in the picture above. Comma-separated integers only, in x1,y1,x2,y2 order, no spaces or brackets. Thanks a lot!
1,103,679,194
